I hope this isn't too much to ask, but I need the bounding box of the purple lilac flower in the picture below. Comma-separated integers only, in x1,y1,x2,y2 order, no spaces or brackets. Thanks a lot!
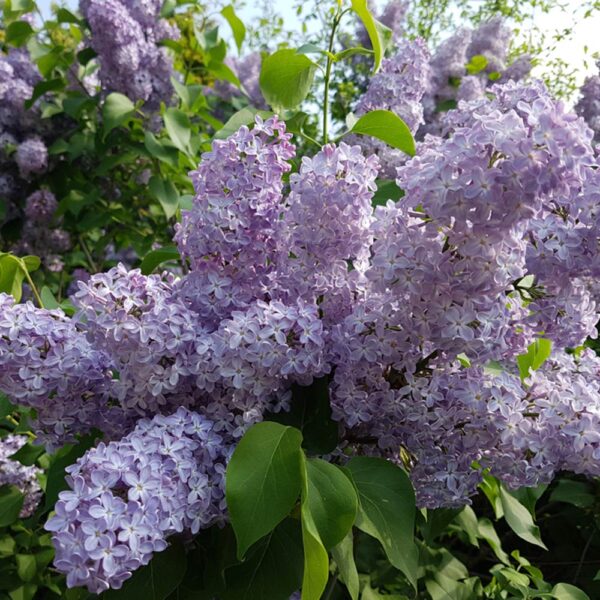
80,0,178,107
15,137,48,178
45,408,232,593
0,434,42,517
175,116,295,326
24,189,57,222
213,52,266,109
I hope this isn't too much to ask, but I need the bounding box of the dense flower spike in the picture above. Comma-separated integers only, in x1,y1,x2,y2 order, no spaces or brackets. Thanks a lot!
80,0,177,106
46,408,231,593
0,294,119,448
351,38,431,177
175,116,295,325
422,18,532,136
214,52,266,109
0,434,43,517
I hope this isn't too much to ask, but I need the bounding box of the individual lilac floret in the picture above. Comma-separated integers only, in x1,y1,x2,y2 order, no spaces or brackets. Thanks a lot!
0,294,119,448
575,60,600,143
80,0,178,107
45,408,231,593
24,189,58,223
175,116,295,326
0,434,42,517
15,137,48,178
351,37,430,177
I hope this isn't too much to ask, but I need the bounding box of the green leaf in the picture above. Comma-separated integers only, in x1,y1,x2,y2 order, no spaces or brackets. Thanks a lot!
149,176,179,219
0,485,24,527
164,108,193,155
144,131,179,168
550,479,595,508
15,555,37,583
332,533,359,600
40,286,60,310
268,377,339,455
300,457,330,600
102,93,136,138
214,107,273,140
466,54,488,75
221,5,246,53
347,456,418,587
226,422,303,559
44,434,97,511
9,443,44,467
350,0,392,72
259,49,317,110
25,78,64,109
56,8,80,23
103,540,187,600
303,458,357,550
223,518,303,600
5,21,34,47
140,247,181,276
0,255,26,302
372,179,404,206
77,47,97,66
160,0,176,17
349,110,415,156
21,256,40,273
499,485,547,549
517,338,552,381
551,583,591,600
171,78,204,110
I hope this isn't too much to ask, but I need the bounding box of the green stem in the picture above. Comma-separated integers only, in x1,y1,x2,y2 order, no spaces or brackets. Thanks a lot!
79,235,99,273
323,8,349,144
23,269,44,309
322,575,337,600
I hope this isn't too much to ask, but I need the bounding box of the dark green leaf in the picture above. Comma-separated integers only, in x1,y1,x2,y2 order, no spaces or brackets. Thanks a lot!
259,49,317,110
15,555,37,583
149,176,179,219
550,479,595,508
226,422,303,559
44,434,97,511
56,8,80,23
332,532,359,600
268,377,338,455
372,179,404,206
6,21,34,47
140,247,181,276
144,132,179,168
499,485,547,549
221,5,246,53
223,519,303,600
164,108,192,155
349,110,415,156
347,456,418,587
0,485,24,527
214,107,273,140
77,47,97,66
102,93,136,138
9,443,44,467
103,540,187,600
25,78,65,109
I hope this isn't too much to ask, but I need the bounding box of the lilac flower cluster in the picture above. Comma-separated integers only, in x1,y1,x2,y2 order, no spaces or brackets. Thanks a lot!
46,408,231,593
12,189,71,271
80,0,178,107
0,294,119,448
575,59,600,143
0,96,598,589
175,116,295,325
0,434,42,517
422,17,532,136
350,38,431,178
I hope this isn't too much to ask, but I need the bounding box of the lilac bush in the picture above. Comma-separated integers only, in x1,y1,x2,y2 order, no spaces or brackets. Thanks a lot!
79,0,178,106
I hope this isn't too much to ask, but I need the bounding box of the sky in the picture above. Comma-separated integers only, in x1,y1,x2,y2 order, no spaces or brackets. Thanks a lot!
37,0,599,88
